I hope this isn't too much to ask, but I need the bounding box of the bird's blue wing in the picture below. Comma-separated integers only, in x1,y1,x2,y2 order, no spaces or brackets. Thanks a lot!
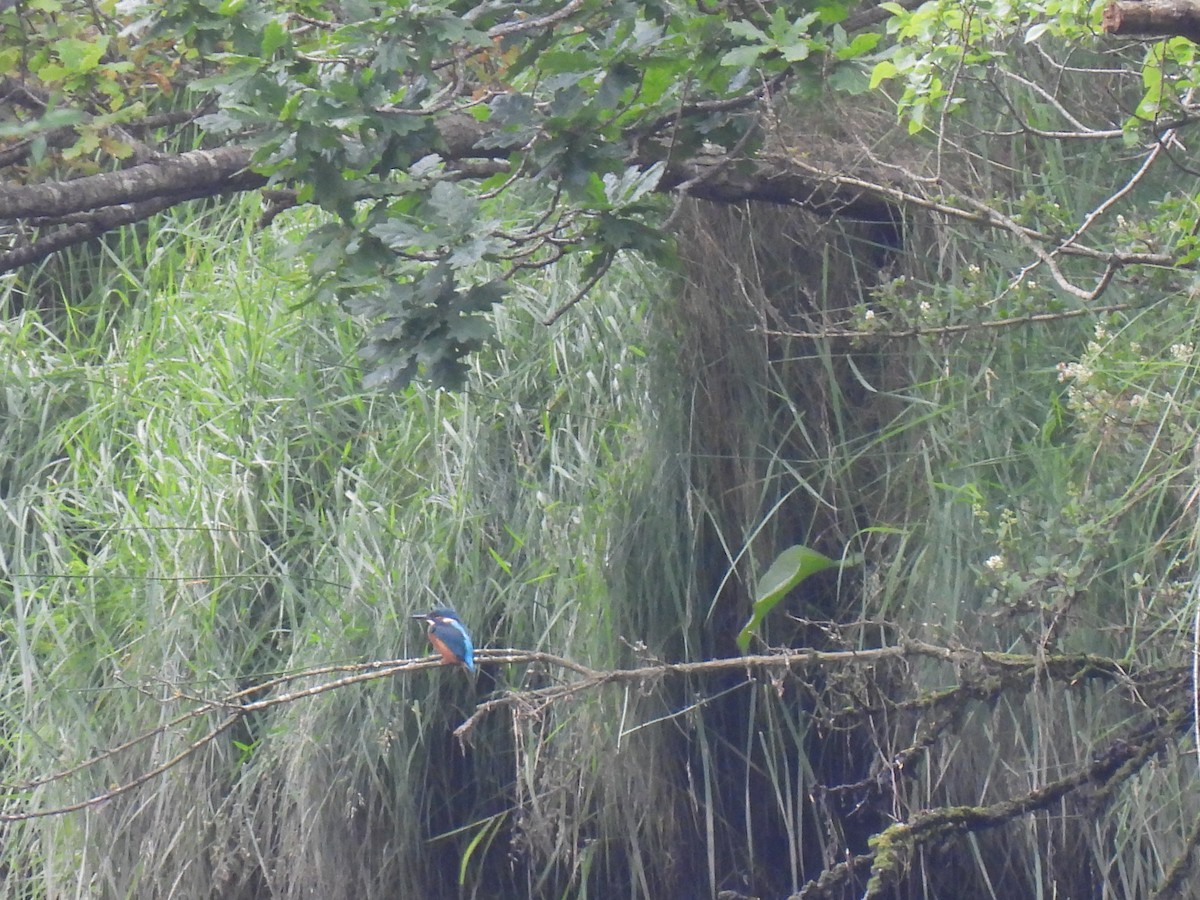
434,617,476,672
449,618,475,672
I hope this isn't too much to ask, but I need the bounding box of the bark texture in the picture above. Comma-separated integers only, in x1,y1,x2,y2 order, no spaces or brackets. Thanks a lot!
1103,0,1200,43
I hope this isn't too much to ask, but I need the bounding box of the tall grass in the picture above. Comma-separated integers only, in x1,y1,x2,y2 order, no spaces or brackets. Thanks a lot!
4,39,1200,900
646,154,1200,895
0,192,676,897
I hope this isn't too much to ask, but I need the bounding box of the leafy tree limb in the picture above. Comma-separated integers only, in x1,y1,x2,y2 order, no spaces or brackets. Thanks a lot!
7,0,1195,386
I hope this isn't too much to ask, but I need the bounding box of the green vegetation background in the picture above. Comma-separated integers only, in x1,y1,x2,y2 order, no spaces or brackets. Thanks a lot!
4,190,1200,897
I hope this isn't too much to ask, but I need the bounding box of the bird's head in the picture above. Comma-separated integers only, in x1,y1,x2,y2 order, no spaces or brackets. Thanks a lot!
411,605,461,622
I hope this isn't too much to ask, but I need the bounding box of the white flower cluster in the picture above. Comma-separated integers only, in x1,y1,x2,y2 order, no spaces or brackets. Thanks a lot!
1056,361,1092,383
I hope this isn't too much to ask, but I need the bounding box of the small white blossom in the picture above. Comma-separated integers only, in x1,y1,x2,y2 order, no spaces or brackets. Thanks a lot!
1057,361,1092,383
984,554,1006,571
864,309,876,321
919,301,932,313
1170,343,1194,362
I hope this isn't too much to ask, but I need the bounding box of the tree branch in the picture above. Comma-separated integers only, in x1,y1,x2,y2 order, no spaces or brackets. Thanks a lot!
860,705,1190,898
759,301,1141,342
1103,0,1200,43
0,631,1185,900
0,102,1188,282
0,146,264,220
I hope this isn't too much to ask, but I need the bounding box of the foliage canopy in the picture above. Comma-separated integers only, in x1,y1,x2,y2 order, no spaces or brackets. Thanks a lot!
5,0,1199,385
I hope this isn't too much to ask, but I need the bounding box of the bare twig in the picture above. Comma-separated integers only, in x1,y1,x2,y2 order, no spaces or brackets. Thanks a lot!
767,152,1178,270
541,251,616,325
0,714,242,822
758,301,1141,341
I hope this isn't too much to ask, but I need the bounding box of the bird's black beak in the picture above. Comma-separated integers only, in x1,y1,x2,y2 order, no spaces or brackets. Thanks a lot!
410,613,429,620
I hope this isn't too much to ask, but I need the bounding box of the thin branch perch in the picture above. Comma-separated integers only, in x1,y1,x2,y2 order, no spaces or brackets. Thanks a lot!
0,642,1182,827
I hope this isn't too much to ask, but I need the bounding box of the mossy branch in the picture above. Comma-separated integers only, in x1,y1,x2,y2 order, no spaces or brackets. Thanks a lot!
859,705,1191,898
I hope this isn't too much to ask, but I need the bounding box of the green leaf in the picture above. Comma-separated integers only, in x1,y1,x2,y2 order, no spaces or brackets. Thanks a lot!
537,50,594,75
427,180,479,232
725,20,770,42
602,161,665,206
52,35,108,73
869,59,898,89
736,545,858,653
781,41,813,63
0,46,21,75
817,2,850,25
596,62,640,109
1023,22,1050,43
835,32,882,60
369,218,424,251
828,63,869,93
0,107,83,139
261,20,288,56
721,45,765,68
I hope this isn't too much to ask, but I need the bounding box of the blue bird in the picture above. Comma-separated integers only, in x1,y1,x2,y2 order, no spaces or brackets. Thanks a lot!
412,606,476,673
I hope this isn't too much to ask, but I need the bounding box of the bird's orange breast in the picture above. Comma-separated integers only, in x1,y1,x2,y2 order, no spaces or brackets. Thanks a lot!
428,632,462,666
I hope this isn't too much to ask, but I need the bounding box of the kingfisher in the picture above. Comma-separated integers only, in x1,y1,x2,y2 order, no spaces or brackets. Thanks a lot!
412,606,476,673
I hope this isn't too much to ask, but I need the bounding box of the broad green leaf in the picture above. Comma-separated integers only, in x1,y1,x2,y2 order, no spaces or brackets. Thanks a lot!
836,32,882,59
781,41,813,63
52,36,108,73
736,545,859,653
817,2,850,25
428,180,479,232
1023,22,1050,43
721,45,765,68
828,63,870,93
725,20,770,42
869,60,898,89
261,20,288,56
0,47,20,75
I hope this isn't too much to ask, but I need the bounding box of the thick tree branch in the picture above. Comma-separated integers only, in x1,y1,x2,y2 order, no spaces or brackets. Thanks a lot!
0,99,1186,281
0,125,896,275
0,190,245,271
0,113,500,219
659,152,896,221
0,146,264,220
1103,0,1200,43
